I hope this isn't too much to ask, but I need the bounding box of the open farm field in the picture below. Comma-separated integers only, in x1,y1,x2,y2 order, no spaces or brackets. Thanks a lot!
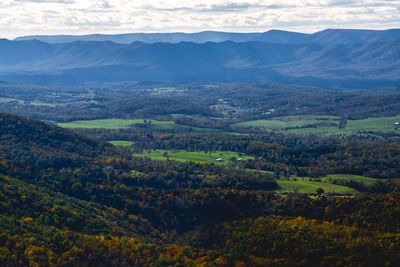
283,126,343,135
108,140,135,146
30,101,57,107
0,97,23,104
234,115,339,131
276,179,357,194
320,174,378,185
57,118,225,133
275,174,382,194
132,149,253,164
236,115,400,136
345,116,400,132
58,119,175,129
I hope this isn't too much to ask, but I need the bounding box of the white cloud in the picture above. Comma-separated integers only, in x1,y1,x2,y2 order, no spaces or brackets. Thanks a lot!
1,0,399,38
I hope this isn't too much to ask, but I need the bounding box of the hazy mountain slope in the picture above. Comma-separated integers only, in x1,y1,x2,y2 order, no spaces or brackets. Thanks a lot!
310,29,400,45
0,40,307,71
279,39,400,78
0,38,399,88
14,29,400,45
0,39,55,66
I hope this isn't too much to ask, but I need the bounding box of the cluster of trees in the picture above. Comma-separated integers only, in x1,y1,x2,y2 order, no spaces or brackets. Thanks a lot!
183,215,400,266
2,214,400,266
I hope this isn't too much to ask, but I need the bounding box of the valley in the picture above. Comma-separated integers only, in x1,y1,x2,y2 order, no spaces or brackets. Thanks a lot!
0,28,400,266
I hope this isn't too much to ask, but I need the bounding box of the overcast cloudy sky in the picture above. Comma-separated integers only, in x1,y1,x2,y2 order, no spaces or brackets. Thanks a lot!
1,0,400,38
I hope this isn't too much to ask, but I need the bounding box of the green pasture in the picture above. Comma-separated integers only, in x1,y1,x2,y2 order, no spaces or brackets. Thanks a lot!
245,170,376,194
236,115,400,136
132,149,253,164
57,118,221,132
283,126,343,135
275,173,381,194
320,174,378,185
30,101,57,107
57,115,400,136
345,116,400,132
234,115,339,131
276,179,357,194
108,140,135,146
0,97,23,104
58,119,175,129
287,116,400,135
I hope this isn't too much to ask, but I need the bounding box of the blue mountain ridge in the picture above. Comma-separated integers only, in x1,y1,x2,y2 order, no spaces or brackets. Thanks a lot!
1,29,399,88
14,29,400,45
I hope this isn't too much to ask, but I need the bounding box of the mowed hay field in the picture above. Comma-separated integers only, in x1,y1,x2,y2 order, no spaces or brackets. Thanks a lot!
57,118,224,132
108,140,135,146
0,97,23,104
283,126,343,135
320,174,378,185
345,116,400,132
275,174,381,194
58,119,175,129
234,115,339,131
276,179,357,194
132,149,253,164
235,115,400,136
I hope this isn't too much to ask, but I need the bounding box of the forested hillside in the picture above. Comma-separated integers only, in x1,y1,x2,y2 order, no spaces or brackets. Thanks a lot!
1,112,400,265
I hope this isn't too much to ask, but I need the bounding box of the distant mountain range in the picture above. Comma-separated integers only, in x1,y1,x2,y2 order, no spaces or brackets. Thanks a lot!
14,29,400,45
1,29,399,88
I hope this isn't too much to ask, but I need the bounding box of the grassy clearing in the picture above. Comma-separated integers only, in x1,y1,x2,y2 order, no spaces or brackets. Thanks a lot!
0,97,23,104
235,115,339,131
108,141,135,146
236,115,400,136
246,169,275,175
320,174,378,185
30,101,57,107
58,119,174,129
275,174,379,194
132,149,253,164
247,169,377,194
276,179,357,194
283,126,343,135
345,116,400,132
57,118,220,132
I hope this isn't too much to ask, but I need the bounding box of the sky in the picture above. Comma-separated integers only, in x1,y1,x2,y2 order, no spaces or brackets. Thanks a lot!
1,0,400,38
